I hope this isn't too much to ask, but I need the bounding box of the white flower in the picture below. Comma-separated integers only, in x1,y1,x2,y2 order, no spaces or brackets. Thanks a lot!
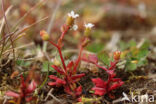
68,11,79,19
84,23,94,29
72,25,78,30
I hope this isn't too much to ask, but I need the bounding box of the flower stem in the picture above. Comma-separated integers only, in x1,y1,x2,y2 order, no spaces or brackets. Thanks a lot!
49,25,70,72
49,40,67,71
73,46,83,74
108,61,118,70
57,47,67,71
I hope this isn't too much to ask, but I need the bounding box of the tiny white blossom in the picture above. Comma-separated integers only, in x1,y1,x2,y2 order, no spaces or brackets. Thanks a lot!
84,23,94,29
72,25,78,30
68,11,79,19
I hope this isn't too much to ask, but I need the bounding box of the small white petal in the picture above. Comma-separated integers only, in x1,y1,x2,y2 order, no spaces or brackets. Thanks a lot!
74,14,79,18
71,11,74,15
72,25,78,30
68,11,79,19
84,23,94,28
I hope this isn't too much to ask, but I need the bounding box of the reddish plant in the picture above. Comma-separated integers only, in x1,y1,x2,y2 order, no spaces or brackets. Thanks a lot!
40,12,91,97
5,67,39,103
41,29,88,97
82,51,124,96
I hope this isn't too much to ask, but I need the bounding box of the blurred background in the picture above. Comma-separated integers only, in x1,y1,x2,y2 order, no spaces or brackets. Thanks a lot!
0,0,156,53
0,0,156,103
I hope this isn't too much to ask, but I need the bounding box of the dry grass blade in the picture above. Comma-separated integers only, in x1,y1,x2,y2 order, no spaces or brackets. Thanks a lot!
43,0,62,52
0,6,13,34
14,16,49,37
11,0,48,31
2,17,48,56
1,0,15,62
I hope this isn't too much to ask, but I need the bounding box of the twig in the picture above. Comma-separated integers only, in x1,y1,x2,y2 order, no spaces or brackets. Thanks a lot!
44,88,61,103
0,58,10,67
0,31,17,44
3,96,11,104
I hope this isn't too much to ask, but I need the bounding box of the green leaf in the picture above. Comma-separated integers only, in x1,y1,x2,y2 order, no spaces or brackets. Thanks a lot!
137,49,148,59
137,40,149,59
16,60,31,67
129,40,137,47
125,61,137,71
86,43,104,53
42,61,53,72
97,51,110,66
119,41,128,51
137,58,148,67
140,40,150,50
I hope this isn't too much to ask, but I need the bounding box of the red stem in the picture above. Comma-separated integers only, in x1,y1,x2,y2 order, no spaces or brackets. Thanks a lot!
59,26,70,42
73,46,83,74
57,47,67,71
106,61,118,92
94,63,108,71
108,61,118,70
106,75,111,93
48,25,70,72
48,40,58,48
49,40,67,71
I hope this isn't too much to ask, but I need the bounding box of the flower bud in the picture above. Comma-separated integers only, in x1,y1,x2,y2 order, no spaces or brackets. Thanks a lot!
66,11,79,26
113,51,121,61
66,16,74,26
84,28,91,37
84,23,94,37
40,30,50,41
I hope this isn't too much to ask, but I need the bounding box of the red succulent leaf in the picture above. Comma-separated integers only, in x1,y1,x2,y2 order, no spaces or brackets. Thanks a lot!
27,80,37,94
82,53,98,64
77,97,82,102
106,70,116,77
108,81,124,91
92,78,107,88
112,78,121,82
92,87,106,96
109,93,115,99
6,91,20,98
89,54,98,63
75,86,82,96
51,65,65,75
48,82,57,86
48,75,66,87
25,96,33,102
67,61,74,69
71,73,85,81
56,78,66,86
20,75,26,89
49,75,58,80
64,86,73,95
